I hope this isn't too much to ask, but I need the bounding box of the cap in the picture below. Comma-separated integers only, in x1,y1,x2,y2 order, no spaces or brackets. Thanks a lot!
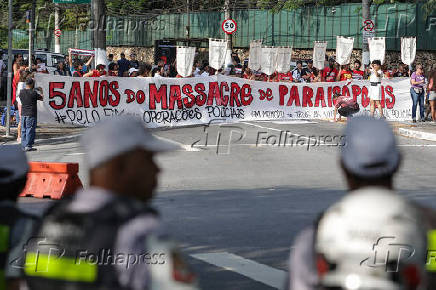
80,116,179,169
341,117,400,178
0,145,29,183
329,57,335,62
129,68,138,75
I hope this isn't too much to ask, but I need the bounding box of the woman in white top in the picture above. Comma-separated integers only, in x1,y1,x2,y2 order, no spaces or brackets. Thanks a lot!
369,60,384,118
15,71,29,142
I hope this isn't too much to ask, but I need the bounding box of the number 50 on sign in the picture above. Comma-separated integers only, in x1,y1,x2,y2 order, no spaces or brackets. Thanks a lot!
222,19,237,34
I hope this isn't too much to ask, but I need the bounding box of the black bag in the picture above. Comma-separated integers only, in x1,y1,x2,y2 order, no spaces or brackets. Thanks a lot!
338,103,360,117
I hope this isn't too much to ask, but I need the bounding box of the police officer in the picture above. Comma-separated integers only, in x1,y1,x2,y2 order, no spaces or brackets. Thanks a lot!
24,117,199,290
285,117,430,290
0,145,40,290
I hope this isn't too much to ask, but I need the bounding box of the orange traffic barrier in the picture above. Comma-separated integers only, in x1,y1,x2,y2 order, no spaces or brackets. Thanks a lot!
20,162,83,199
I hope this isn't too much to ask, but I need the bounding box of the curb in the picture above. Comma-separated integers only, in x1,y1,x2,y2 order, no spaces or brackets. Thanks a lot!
398,128,436,142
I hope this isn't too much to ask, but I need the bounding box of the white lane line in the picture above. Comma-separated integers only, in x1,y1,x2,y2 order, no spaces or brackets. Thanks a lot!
64,152,85,156
152,134,200,152
190,252,286,289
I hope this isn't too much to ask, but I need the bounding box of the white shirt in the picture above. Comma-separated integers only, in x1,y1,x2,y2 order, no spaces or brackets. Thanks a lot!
200,71,209,77
369,69,383,83
16,82,26,105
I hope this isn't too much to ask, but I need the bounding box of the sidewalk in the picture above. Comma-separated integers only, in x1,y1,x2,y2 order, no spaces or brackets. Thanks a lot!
0,124,85,144
394,121,436,142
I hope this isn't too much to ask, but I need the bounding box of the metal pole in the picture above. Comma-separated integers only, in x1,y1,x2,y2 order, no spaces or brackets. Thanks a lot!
30,0,36,70
224,0,232,50
6,0,13,137
362,0,370,66
54,3,61,53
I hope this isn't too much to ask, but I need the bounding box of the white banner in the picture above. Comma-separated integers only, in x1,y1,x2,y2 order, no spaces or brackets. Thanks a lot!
260,47,278,76
35,74,413,128
401,37,416,66
69,48,95,56
209,39,227,70
336,36,354,65
176,46,196,78
313,41,327,70
275,47,293,73
368,37,386,65
248,40,263,71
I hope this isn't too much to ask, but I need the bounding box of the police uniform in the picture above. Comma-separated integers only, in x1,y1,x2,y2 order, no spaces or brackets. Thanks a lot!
24,117,198,290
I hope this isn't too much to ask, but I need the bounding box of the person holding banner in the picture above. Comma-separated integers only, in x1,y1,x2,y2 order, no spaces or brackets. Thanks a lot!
292,61,305,83
410,64,426,123
69,51,94,77
351,60,364,80
321,58,338,82
83,63,107,77
336,64,352,81
369,60,385,118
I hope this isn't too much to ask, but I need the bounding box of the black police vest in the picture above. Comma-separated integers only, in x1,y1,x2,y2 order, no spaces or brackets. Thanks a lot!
24,196,158,290
0,203,29,290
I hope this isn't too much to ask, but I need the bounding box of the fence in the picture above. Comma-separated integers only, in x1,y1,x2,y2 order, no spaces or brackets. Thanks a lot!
11,2,436,54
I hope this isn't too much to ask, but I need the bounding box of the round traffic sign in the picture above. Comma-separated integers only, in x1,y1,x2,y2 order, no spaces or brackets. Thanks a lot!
363,20,374,32
222,19,237,35
54,29,62,37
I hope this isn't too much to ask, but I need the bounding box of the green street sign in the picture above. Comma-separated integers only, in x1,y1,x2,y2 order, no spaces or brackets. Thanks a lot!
53,0,91,4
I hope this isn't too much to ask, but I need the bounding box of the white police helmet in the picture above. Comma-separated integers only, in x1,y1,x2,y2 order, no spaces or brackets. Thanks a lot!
315,187,427,290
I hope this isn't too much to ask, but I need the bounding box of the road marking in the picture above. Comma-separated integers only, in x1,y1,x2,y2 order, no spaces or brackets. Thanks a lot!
64,152,85,156
190,252,286,289
152,134,200,151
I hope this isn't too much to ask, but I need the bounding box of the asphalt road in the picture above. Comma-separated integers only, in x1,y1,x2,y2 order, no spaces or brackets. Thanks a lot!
13,120,436,290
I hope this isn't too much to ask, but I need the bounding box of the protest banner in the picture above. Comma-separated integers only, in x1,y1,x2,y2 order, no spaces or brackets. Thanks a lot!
36,74,412,128
401,37,416,66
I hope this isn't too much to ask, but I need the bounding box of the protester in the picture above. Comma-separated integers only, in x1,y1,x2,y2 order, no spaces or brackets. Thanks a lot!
302,60,314,82
285,117,428,290
35,58,48,73
69,53,93,77
117,52,130,77
12,54,23,75
427,69,436,121
15,71,30,143
0,145,40,290
351,59,364,80
138,63,152,77
336,64,353,81
129,67,139,77
130,53,140,69
292,60,305,83
321,57,338,82
311,68,321,82
54,61,70,76
107,53,114,66
24,116,199,290
332,92,360,122
393,63,409,77
108,62,119,76
12,60,26,106
83,63,107,77
19,78,43,151
369,60,385,118
410,64,426,123
152,67,162,77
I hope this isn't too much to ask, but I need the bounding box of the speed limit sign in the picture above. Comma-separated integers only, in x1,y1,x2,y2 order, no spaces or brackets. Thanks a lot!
222,19,237,35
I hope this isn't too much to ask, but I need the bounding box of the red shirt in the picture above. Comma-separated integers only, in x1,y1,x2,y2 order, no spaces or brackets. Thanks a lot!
352,70,364,80
322,67,338,82
86,70,106,77
108,71,117,76
277,72,293,82
338,70,353,81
